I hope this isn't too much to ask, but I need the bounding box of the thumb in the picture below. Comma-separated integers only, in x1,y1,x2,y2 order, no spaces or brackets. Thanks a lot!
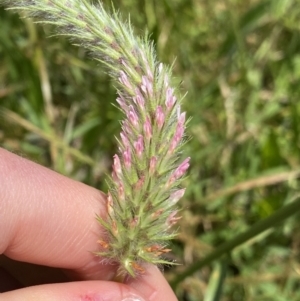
0,281,147,301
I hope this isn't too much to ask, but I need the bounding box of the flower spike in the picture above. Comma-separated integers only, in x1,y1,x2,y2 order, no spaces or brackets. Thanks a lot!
3,0,190,277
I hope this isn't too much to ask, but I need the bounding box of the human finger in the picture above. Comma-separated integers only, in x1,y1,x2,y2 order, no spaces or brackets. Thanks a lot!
0,148,112,280
125,265,178,301
0,280,149,301
0,148,178,301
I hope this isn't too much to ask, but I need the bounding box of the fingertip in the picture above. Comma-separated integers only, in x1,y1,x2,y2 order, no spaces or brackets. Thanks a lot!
125,265,178,301
0,281,149,301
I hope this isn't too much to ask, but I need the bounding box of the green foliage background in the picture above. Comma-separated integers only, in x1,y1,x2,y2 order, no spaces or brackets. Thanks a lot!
1,0,300,300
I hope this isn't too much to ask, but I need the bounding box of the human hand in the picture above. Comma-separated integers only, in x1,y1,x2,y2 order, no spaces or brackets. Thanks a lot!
0,148,178,301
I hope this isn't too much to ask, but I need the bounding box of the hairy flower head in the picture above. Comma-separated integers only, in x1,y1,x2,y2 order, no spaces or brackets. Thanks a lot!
3,0,190,277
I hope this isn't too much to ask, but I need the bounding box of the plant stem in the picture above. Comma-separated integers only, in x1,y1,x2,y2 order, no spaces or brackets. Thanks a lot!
171,195,300,288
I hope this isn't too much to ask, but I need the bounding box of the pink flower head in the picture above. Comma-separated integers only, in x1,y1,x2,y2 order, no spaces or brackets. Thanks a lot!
128,105,139,128
134,135,144,157
178,111,186,126
113,154,122,177
123,148,131,169
166,211,181,228
168,157,190,186
165,87,176,110
116,96,128,112
174,157,190,179
133,94,145,109
141,75,153,96
155,106,165,129
168,188,186,205
119,71,132,90
112,154,122,183
147,69,154,82
122,120,132,136
120,131,130,148
169,119,185,154
149,156,157,175
24,0,192,278
143,116,152,140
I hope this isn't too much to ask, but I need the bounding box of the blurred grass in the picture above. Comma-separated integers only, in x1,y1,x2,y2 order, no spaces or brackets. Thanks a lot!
1,0,300,300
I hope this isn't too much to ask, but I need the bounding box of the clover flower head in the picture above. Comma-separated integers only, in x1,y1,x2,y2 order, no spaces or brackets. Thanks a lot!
4,0,190,277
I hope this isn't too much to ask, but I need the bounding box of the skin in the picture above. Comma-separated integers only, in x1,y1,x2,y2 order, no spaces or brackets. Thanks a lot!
0,147,178,301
